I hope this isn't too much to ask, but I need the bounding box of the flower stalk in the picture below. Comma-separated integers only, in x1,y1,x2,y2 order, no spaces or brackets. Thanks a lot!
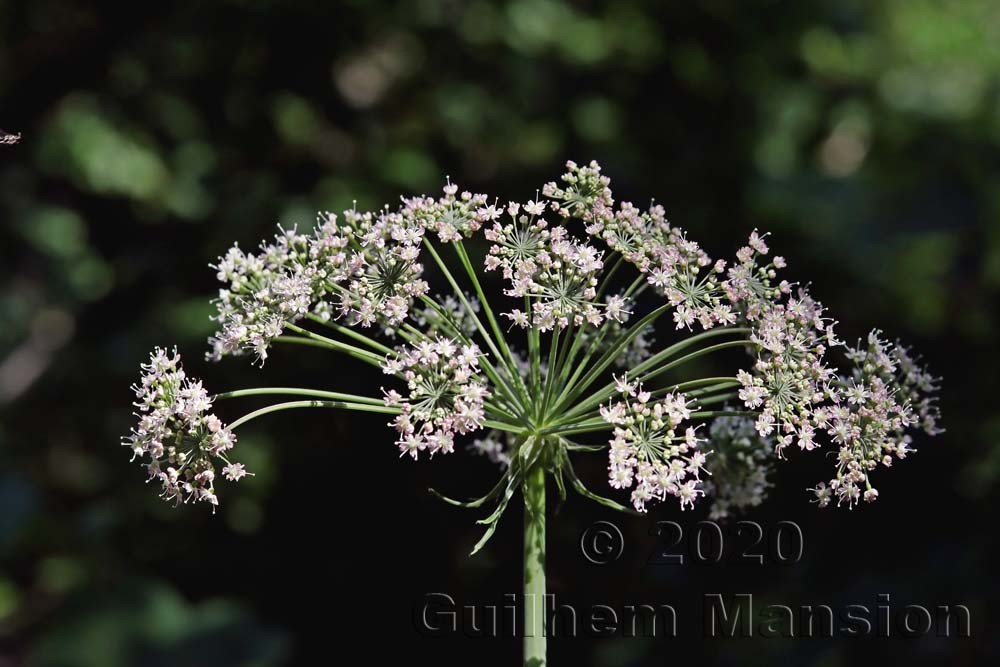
523,459,547,667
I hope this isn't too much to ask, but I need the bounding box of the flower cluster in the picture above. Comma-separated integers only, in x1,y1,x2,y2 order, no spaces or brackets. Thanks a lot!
809,331,941,508
485,202,609,330
738,287,840,449
599,376,708,511
720,231,791,320
702,415,774,520
585,196,745,331
382,337,490,460
332,207,429,327
525,234,606,330
403,178,491,243
725,234,840,444
882,337,943,437
208,226,318,363
208,204,431,363
123,348,249,510
542,159,614,225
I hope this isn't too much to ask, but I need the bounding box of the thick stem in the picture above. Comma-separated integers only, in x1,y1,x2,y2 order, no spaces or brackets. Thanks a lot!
523,462,546,666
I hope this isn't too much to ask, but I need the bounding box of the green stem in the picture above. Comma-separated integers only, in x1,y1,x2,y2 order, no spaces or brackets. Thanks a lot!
282,323,384,364
228,400,400,430
540,327,561,415
693,392,739,407
304,314,394,355
657,377,740,393
594,252,623,301
549,302,674,415
637,339,751,383
540,419,608,437
453,240,531,402
215,387,384,404
528,297,542,414
226,398,523,434
554,331,750,426
423,239,535,415
273,335,383,367
422,240,503,362
523,461,546,666
690,410,757,419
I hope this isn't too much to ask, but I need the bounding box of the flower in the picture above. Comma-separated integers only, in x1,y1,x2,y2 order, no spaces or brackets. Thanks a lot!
222,462,250,481
381,336,490,460
124,348,249,510
812,330,942,508
600,377,708,512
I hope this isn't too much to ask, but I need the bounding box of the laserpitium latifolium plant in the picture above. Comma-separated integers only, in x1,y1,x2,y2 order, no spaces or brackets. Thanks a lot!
124,161,942,666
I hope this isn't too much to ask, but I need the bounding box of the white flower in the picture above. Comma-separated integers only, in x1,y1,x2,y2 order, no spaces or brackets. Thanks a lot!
124,348,249,510
485,200,610,330
381,336,491,460
222,462,251,481
405,178,490,243
600,381,708,512
810,331,942,508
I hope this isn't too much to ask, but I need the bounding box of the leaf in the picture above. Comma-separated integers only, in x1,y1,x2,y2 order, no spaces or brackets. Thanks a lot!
552,463,567,516
470,517,502,556
561,450,640,516
428,468,510,509
563,441,605,452
553,464,567,504
469,467,523,556
476,466,522,526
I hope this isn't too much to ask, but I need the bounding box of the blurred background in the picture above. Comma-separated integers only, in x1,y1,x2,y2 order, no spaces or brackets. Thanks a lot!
1,0,998,665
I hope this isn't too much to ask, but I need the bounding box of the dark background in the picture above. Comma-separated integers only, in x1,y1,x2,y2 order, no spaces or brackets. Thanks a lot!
1,0,998,665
